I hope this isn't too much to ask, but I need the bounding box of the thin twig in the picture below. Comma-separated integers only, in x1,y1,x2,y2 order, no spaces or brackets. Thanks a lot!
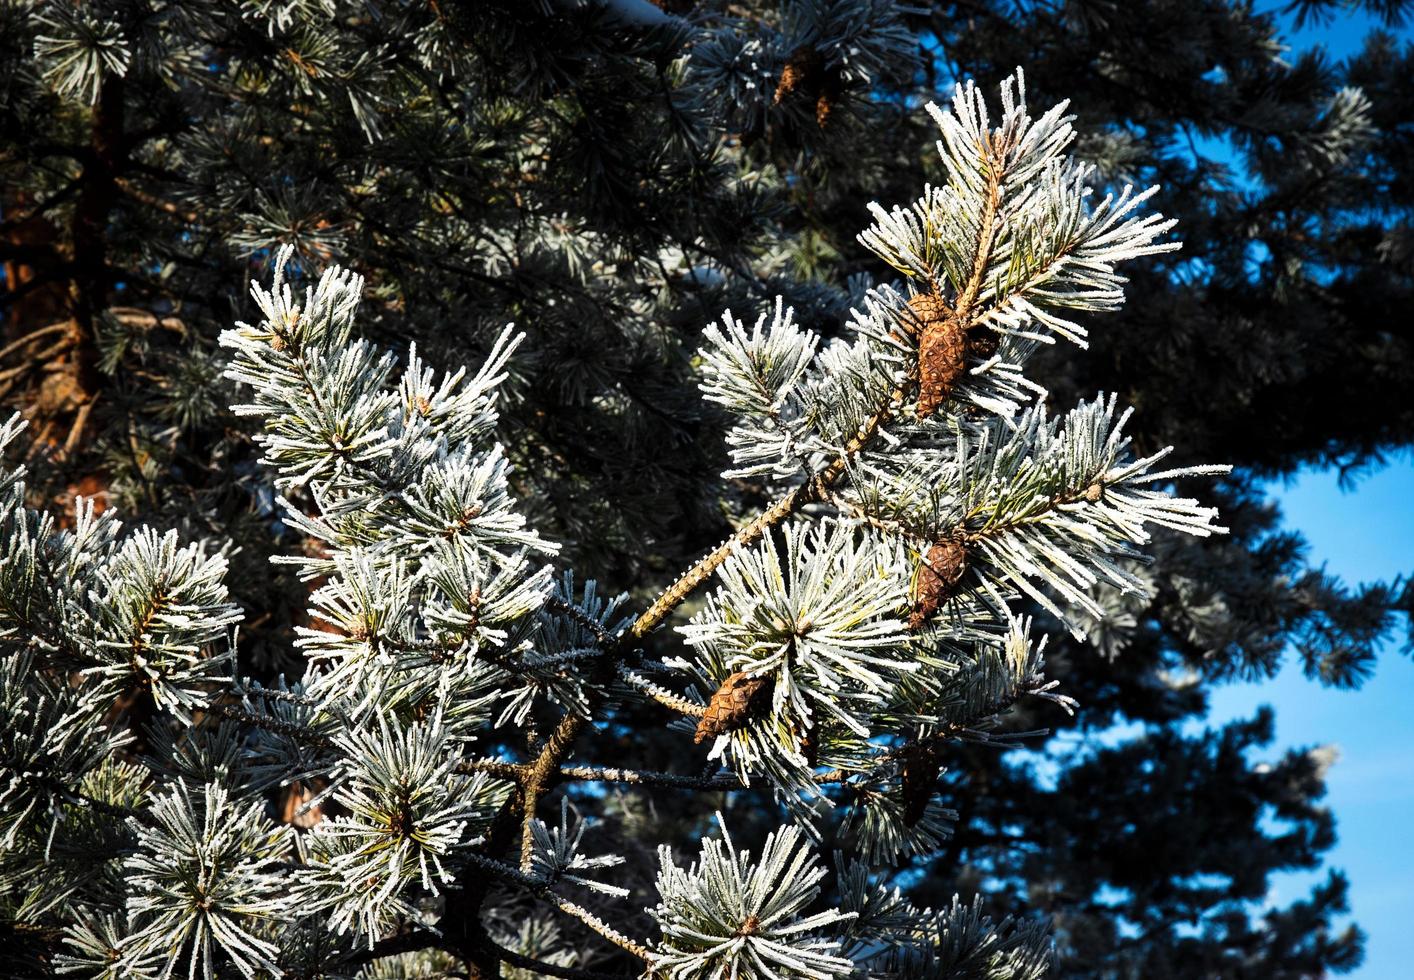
334,927,444,969
114,176,200,224
61,397,95,456
456,759,526,783
204,702,335,750
544,595,618,647
0,321,72,362
229,683,325,708
824,489,927,543
107,305,187,335
557,764,744,791
462,853,652,962
615,664,705,717
12,771,152,824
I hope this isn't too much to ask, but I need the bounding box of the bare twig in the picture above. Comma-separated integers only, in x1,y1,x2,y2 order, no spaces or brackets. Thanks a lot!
114,176,200,224
0,336,75,382
61,397,95,456
0,320,72,362
108,305,187,335
558,764,744,791
456,759,527,783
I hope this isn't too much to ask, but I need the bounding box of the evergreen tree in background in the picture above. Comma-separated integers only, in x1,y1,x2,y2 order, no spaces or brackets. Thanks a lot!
1,1,1411,976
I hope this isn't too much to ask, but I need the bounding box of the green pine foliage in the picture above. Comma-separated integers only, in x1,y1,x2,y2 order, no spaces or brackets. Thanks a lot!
3,1,1412,977
0,66,1231,977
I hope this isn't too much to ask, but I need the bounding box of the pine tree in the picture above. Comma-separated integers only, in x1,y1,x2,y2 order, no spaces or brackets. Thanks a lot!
3,2,1412,977
0,69,1234,978
793,7,1413,974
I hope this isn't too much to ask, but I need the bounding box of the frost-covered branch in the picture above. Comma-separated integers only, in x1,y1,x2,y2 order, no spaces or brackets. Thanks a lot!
0,68,1228,980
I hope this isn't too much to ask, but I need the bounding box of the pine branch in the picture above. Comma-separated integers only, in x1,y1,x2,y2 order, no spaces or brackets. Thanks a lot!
508,371,911,874
957,133,1004,317
462,853,651,963
339,898,635,980
615,665,705,717
557,765,743,791
493,120,1014,899
204,701,334,751
333,927,446,970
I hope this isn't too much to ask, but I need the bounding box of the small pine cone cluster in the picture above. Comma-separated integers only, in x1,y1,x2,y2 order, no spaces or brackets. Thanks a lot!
694,671,774,743
773,44,844,128
900,744,943,827
909,537,969,630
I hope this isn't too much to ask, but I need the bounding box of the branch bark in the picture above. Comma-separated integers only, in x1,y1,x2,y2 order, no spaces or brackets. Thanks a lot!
68,73,126,401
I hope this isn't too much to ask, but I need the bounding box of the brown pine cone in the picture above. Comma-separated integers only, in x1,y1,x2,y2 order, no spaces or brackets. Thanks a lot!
917,319,966,418
904,290,949,337
774,45,821,105
904,291,966,418
814,64,844,128
909,537,969,630
774,45,844,128
694,671,774,743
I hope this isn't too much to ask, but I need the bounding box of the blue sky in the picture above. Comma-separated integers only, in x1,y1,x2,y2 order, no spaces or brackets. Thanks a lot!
1207,459,1414,977
1178,8,1414,976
